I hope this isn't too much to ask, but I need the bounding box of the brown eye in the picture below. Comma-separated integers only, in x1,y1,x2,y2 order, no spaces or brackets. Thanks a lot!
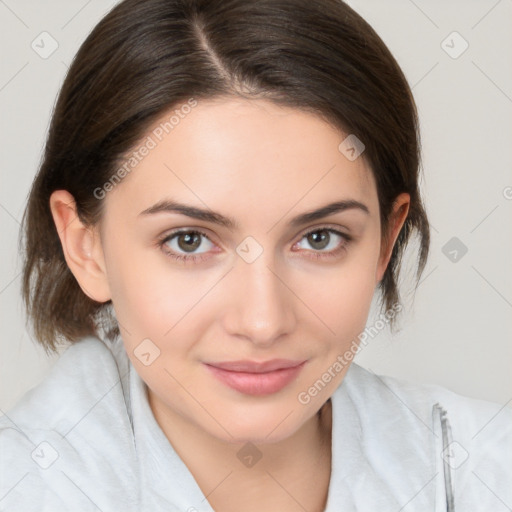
305,229,331,250
160,229,215,261
175,231,202,252
292,227,352,261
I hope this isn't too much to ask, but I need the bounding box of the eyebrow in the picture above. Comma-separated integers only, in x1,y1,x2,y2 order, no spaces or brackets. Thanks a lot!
138,198,369,230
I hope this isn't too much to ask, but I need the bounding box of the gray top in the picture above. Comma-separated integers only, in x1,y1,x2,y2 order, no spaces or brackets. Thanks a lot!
1,335,510,511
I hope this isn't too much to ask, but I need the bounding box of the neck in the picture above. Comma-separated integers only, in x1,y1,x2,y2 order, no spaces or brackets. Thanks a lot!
148,391,333,511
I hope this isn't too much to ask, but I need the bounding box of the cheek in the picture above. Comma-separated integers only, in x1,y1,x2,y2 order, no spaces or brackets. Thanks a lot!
297,242,380,334
305,274,376,364
105,241,218,345
102,237,169,336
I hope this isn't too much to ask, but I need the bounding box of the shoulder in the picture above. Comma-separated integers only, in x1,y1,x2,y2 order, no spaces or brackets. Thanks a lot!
337,363,512,508
344,362,511,432
0,336,138,511
1,336,125,434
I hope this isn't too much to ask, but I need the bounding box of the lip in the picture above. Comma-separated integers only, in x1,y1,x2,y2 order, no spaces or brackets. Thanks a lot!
207,359,306,373
204,359,307,396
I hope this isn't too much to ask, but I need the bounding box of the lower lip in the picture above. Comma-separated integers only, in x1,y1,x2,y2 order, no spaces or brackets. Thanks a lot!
205,362,306,396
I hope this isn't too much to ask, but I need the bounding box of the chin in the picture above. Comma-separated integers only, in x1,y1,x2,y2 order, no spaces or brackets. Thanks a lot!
200,403,310,446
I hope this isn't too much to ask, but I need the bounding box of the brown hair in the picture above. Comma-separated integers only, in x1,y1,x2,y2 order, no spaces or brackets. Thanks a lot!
21,0,430,353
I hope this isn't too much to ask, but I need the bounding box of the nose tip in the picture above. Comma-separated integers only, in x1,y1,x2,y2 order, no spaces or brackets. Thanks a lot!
223,255,296,346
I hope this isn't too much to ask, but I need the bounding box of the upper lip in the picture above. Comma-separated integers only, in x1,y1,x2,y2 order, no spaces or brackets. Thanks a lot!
205,359,306,373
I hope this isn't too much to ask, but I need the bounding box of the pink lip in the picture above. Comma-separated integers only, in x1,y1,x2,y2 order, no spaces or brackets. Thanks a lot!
204,359,307,396
207,359,305,373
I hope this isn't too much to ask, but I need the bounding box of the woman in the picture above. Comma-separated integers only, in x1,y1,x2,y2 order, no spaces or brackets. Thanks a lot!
1,0,510,510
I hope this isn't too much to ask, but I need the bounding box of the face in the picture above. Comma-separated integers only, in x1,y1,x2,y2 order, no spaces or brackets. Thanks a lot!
86,97,407,444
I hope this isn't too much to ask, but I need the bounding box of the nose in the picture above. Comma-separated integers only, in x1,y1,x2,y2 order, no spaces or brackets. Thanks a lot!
222,252,297,348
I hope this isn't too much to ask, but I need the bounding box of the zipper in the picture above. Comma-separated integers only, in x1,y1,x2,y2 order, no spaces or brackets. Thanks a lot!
432,403,455,512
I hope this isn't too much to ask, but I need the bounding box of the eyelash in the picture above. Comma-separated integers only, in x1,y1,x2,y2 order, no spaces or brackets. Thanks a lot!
157,226,352,264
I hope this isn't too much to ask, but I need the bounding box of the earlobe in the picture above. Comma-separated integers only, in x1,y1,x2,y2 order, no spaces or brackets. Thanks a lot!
376,193,410,284
49,190,111,303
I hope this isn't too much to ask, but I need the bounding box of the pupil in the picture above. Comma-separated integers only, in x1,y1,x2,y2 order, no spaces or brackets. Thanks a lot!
178,232,201,252
308,230,329,250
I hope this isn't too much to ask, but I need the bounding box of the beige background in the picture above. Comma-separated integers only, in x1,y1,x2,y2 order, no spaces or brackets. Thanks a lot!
1,0,511,412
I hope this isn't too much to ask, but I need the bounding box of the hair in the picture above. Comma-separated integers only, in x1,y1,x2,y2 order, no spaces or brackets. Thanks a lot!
20,0,430,353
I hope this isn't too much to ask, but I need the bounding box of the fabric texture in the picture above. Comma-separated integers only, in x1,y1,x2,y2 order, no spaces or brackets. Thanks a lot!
0,335,510,511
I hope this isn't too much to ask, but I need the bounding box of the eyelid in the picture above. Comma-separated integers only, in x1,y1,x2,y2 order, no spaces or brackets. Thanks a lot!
297,223,352,240
159,227,216,244
159,223,352,245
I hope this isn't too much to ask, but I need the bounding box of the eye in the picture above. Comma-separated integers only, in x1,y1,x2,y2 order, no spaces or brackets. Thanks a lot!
293,227,351,260
158,229,215,263
157,226,352,264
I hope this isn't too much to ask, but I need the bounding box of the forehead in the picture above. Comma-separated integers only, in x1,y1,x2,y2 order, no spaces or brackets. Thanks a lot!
105,97,378,223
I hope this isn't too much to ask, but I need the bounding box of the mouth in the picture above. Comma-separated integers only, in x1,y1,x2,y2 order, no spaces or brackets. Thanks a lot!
204,359,307,396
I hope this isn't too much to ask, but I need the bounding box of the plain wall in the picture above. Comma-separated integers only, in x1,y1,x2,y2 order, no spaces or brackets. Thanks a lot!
1,0,511,412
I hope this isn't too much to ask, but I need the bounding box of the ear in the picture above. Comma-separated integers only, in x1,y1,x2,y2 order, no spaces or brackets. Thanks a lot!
49,190,111,302
375,192,410,284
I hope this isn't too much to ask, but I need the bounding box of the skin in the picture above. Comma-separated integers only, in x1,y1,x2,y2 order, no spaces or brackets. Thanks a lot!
50,97,409,512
